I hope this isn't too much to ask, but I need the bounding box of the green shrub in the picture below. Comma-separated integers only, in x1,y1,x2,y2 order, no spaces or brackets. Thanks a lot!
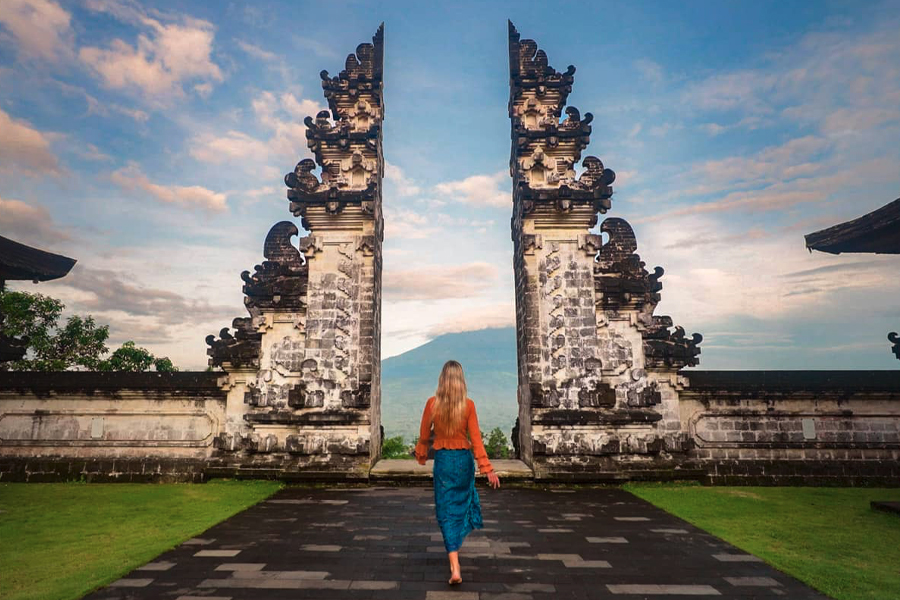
382,435,412,459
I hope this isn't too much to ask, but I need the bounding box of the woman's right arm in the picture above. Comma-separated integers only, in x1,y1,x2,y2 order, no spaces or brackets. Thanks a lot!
414,398,434,465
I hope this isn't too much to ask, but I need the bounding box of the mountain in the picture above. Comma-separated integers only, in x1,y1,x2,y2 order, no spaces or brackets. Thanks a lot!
381,327,518,443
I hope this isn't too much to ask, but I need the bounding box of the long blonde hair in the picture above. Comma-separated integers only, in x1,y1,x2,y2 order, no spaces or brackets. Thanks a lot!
433,360,467,436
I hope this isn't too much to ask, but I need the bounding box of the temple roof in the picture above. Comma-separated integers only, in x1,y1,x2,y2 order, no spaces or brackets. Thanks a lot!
0,235,77,283
805,197,900,254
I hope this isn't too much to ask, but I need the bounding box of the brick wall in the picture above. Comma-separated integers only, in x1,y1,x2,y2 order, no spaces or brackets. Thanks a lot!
681,370,900,485
0,372,224,482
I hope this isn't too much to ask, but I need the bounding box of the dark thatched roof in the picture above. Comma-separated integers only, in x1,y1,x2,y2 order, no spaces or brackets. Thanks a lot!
805,197,900,255
0,235,76,283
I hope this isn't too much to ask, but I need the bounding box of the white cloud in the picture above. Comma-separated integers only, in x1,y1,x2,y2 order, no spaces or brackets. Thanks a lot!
253,91,322,158
384,262,498,301
645,154,894,222
0,0,73,62
236,39,278,62
54,81,151,123
433,171,509,208
635,58,663,84
76,143,113,162
0,108,61,175
425,303,516,337
56,264,234,322
191,91,322,168
385,162,421,197
278,93,321,121
111,163,227,212
688,135,829,195
684,20,900,140
628,209,900,333
383,208,437,240
189,130,268,164
0,196,69,244
79,1,223,100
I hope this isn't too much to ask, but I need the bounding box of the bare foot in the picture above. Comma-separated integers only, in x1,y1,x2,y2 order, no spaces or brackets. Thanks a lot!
449,569,462,585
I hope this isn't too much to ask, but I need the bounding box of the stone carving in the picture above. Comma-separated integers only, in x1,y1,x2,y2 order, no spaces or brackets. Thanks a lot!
644,317,703,369
206,318,262,369
593,218,663,311
285,23,384,222
241,221,309,311
207,24,384,475
510,22,701,477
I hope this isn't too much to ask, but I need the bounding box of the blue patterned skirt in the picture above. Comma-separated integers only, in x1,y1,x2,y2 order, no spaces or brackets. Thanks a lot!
433,448,483,552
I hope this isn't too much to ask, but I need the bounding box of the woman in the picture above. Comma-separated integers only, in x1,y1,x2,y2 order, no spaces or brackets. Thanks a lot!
416,360,501,585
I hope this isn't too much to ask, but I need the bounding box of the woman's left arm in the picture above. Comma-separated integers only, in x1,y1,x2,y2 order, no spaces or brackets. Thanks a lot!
467,401,494,475
414,398,434,465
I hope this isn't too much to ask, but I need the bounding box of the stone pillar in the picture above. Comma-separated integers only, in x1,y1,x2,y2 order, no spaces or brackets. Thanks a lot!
508,22,701,479
206,25,384,478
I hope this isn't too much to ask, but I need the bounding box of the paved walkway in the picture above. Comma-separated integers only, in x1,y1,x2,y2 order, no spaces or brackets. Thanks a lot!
86,486,828,600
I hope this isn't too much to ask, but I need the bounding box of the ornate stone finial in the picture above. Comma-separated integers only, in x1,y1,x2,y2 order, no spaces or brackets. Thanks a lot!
286,25,384,222
206,317,262,369
509,22,613,217
241,221,309,311
594,218,662,311
643,319,703,369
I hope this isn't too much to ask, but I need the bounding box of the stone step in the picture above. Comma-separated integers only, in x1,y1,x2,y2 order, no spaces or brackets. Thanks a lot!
369,459,534,482
532,468,707,483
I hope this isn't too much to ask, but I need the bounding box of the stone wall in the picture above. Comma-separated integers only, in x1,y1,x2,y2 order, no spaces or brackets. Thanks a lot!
681,371,900,485
0,372,224,482
204,25,384,478
1,370,898,483
508,22,701,479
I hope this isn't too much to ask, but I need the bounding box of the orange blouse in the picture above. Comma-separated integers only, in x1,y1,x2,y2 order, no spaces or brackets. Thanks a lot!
415,397,494,474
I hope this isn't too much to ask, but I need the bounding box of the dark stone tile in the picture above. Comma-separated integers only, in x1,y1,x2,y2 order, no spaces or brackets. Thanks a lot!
82,487,828,600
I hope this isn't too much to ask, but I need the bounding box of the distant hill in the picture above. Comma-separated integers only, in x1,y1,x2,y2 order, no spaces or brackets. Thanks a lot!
381,327,518,443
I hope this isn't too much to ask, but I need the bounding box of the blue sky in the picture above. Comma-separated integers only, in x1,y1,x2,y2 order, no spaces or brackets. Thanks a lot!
1,0,899,370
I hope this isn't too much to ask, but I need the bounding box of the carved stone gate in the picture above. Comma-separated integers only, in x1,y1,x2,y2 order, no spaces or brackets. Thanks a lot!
203,22,705,480
508,22,702,479
206,25,384,477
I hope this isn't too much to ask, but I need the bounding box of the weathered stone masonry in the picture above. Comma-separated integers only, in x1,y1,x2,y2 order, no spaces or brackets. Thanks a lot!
1,23,899,484
203,25,385,478
0,372,224,482
508,22,702,479
680,371,900,485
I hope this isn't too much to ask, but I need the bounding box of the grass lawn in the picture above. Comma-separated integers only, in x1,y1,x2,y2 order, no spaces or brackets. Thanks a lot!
626,484,900,600
0,480,282,600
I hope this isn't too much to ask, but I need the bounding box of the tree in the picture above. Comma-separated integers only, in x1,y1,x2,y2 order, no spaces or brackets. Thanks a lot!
0,290,176,372
483,427,511,459
100,341,177,373
381,435,413,459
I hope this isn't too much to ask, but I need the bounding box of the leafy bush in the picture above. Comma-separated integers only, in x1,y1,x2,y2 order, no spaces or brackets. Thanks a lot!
0,290,176,372
382,435,413,459
483,427,511,459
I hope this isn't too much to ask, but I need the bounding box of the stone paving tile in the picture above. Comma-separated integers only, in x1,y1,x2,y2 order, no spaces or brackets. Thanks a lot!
724,576,782,586
135,561,175,571
83,486,830,600
108,578,153,587
194,549,241,557
713,553,765,562
608,583,721,595
214,563,266,571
